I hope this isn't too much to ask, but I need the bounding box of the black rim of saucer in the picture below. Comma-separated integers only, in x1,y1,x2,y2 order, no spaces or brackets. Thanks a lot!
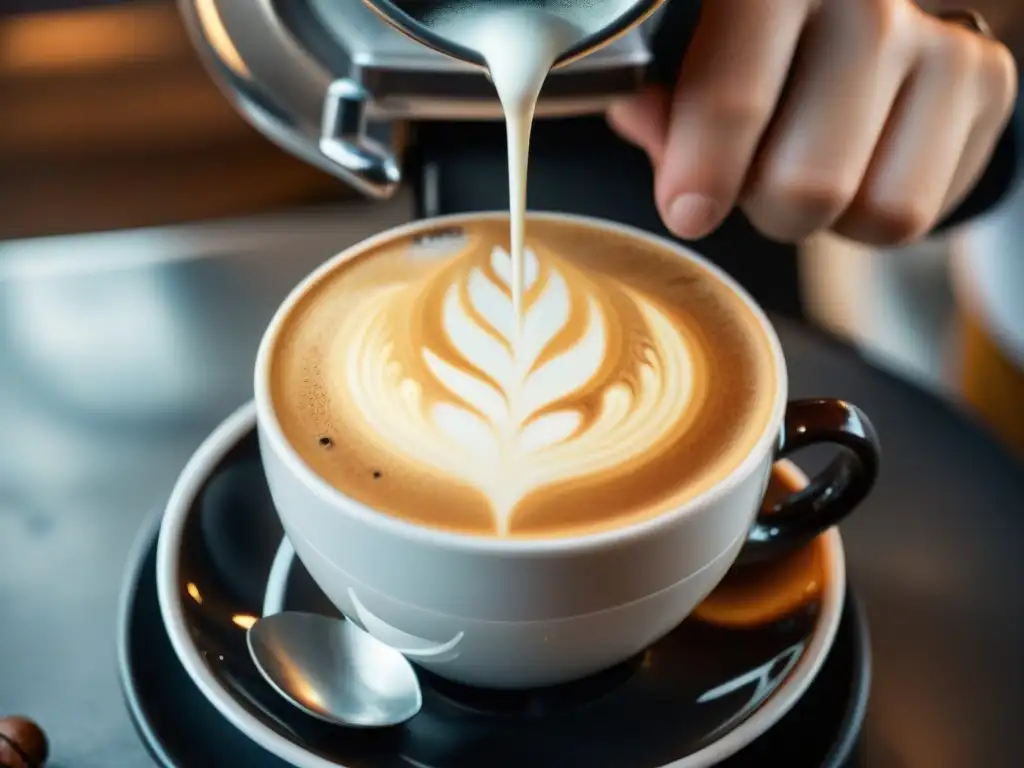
118,496,871,768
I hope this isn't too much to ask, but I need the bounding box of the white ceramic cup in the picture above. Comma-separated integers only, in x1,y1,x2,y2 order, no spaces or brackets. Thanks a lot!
254,212,879,689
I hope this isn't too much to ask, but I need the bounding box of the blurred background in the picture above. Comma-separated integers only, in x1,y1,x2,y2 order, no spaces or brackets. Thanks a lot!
0,0,359,238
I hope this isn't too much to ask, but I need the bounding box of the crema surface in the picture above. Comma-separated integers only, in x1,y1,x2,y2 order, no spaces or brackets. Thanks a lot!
269,217,777,539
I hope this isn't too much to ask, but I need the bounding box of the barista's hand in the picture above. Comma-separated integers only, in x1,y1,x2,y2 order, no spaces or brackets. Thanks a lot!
607,0,1018,245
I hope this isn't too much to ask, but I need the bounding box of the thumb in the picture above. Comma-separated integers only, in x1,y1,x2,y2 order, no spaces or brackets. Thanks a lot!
607,85,672,165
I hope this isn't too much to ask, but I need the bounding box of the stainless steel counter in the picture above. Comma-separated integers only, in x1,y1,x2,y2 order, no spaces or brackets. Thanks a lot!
0,194,413,766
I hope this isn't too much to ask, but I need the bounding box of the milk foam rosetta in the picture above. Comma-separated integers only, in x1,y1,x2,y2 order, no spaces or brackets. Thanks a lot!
270,218,777,539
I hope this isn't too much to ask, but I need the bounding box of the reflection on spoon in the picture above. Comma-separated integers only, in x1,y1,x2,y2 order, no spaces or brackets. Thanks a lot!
348,588,465,663
247,611,423,728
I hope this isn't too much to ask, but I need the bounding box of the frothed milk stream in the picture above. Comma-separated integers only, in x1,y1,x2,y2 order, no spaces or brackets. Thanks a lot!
434,8,584,345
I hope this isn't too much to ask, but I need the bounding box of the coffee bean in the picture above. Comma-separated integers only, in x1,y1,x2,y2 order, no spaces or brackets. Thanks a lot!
0,716,48,768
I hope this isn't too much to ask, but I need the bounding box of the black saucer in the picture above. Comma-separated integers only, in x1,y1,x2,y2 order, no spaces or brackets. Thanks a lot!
119,478,870,766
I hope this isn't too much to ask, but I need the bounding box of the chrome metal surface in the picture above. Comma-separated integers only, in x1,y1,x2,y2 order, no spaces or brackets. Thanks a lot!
320,79,402,193
177,0,402,199
0,194,413,766
248,612,423,728
177,0,659,195
362,0,666,69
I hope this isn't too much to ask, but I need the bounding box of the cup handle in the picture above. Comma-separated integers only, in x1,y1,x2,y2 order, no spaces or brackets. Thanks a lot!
739,399,881,565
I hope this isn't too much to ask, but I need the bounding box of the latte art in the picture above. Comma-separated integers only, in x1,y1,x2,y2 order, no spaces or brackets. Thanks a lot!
269,216,776,539
341,245,695,534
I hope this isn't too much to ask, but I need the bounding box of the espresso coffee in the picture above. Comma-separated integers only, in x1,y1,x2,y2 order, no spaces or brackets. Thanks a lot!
268,215,777,539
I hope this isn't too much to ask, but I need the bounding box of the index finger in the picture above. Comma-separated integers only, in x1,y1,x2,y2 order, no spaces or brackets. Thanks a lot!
657,0,815,239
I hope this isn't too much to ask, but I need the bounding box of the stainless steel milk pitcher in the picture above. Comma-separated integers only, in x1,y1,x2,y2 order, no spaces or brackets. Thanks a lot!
361,0,668,70
178,0,667,199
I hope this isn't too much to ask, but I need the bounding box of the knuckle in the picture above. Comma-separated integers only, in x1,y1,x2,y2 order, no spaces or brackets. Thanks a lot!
914,16,985,84
743,172,857,243
701,89,776,134
860,0,910,44
918,24,1016,121
857,197,934,244
932,25,983,75
739,201,792,243
746,215,806,244
757,171,857,223
981,42,1020,117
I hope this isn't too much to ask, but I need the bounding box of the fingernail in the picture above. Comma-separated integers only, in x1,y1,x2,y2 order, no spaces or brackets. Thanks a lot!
667,194,722,239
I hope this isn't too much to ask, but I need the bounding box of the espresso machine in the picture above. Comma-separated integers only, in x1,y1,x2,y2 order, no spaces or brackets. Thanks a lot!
178,0,804,315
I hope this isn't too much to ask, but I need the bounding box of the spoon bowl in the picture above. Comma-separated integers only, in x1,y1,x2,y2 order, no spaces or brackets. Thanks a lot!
247,612,423,728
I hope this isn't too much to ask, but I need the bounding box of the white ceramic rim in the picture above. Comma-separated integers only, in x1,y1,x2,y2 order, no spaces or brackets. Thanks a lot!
157,401,846,768
252,211,790,556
